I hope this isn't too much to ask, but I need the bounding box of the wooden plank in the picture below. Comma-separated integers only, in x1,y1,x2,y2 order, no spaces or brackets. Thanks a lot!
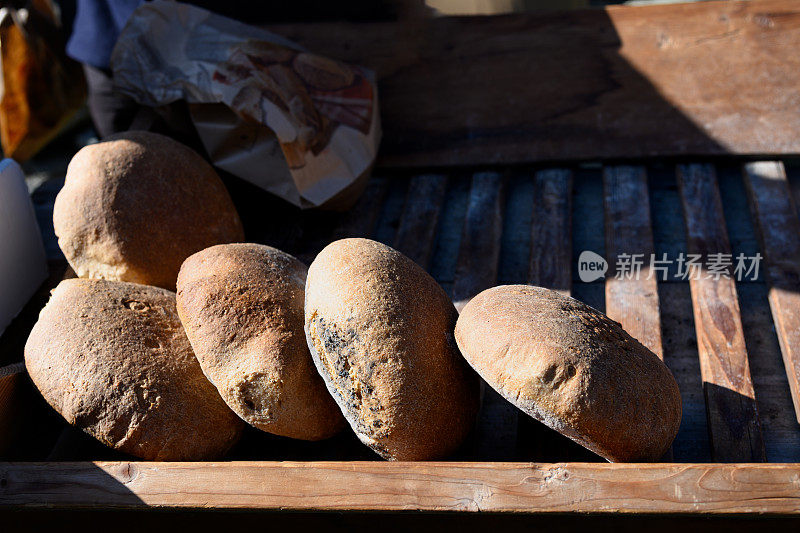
332,176,389,240
393,174,448,269
529,169,572,294
603,166,664,358
452,172,506,312
267,0,800,167
294,176,390,265
449,172,509,459
3,462,800,513
604,166,671,461
677,163,766,462
743,161,800,424
520,169,592,461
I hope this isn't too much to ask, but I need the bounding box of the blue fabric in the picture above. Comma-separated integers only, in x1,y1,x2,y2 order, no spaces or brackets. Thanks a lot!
66,0,144,69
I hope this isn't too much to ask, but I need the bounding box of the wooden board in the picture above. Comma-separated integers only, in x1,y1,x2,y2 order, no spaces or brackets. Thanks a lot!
452,172,505,312
528,169,572,294
743,162,800,425
677,164,766,462
520,168,593,461
450,172,510,458
603,166,664,358
332,175,389,240
3,462,800,513
268,0,800,167
604,166,671,460
394,174,448,269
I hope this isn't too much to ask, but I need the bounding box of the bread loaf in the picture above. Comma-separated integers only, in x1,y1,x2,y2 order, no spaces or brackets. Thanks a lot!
304,238,480,460
24,278,243,460
455,285,682,462
176,243,345,440
53,131,244,290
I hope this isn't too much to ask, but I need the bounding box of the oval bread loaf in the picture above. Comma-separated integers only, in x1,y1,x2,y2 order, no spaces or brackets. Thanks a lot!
176,243,345,440
304,238,480,460
24,278,244,460
455,285,682,462
53,131,244,290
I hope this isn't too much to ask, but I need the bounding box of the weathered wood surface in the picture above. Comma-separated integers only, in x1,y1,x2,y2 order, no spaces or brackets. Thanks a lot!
394,174,448,269
743,162,800,425
452,172,505,312
528,169,572,294
521,169,592,460
604,166,671,461
2,462,800,513
268,0,800,167
5,163,800,491
677,164,765,462
603,166,664,358
450,173,510,458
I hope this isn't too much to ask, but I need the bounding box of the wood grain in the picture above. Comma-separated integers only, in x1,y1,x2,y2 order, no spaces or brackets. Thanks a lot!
521,169,594,461
677,163,766,462
743,161,800,424
267,0,800,167
604,166,671,460
603,166,664,358
529,169,572,294
393,174,448,269
2,462,800,513
452,172,506,312
450,172,509,459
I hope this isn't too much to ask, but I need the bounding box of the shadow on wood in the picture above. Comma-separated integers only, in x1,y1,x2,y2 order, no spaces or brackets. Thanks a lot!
261,1,800,166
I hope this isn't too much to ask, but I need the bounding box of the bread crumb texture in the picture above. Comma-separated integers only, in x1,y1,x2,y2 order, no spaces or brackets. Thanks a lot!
53,131,244,290
176,243,345,440
456,285,682,462
304,238,480,460
24,278,243,460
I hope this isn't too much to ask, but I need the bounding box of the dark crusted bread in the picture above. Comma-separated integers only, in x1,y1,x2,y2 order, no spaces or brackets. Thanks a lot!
304,238,480,460
24,278,243,460
455,285,682,462
176,243,345,440
53,131,244,290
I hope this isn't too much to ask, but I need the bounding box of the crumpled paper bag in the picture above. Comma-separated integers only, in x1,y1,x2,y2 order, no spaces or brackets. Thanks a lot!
111,0,380,209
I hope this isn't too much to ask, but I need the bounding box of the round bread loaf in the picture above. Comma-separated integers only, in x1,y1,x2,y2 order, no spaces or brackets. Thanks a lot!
455,285,682,462
24,278,243,460
53,131,244,290
176,243,345,440
304,238,480,460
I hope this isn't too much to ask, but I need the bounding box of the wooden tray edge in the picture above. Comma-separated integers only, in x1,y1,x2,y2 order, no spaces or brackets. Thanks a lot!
1,461,798,514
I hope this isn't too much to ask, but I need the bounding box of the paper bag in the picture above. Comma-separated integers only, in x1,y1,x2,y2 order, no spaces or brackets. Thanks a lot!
111,0,381,210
